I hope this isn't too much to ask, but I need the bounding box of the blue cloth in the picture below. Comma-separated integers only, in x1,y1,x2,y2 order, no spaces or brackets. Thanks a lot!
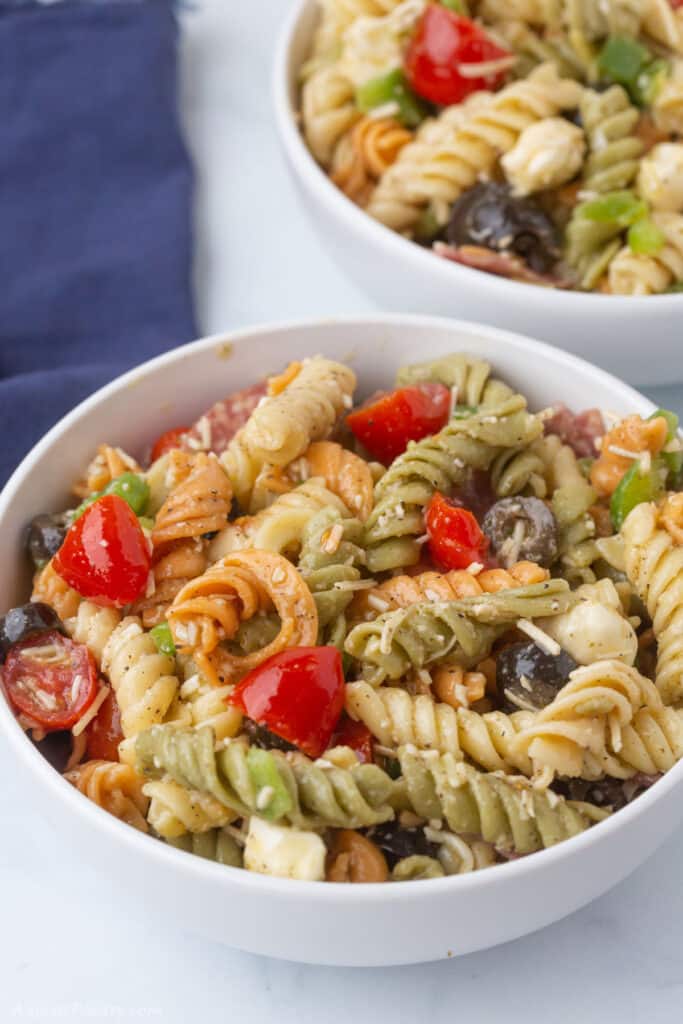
0,0,196,485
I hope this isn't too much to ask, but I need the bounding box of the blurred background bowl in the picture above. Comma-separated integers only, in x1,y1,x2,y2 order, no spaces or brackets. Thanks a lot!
273,0,682,387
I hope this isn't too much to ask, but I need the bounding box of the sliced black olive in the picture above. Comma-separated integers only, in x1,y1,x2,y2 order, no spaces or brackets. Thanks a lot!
0,602,65,662
35,730,73,773
25,513,67,569
446,182,560,273
482,496,558,568
497,641,577,712
364,822,440,868
552,773,657,812
242,718,296,753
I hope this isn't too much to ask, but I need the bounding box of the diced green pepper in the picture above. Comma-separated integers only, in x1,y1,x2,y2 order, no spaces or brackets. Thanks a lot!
246,747,293,821
104,472,150,517
650,408,683,482
71,492,101,522
356,68,430,129
598,36,650,88
138,516,155,532
150,622,176,657
452,404,478,419
610,459,664,530
578,190,646,226
634,58,670,106
440,0,468,11
628,217,665,255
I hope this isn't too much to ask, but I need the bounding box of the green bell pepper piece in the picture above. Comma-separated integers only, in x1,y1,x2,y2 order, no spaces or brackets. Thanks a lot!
246,747,293,821
628,217,665,255
650,408,683,482
578,190,646,226
150,622,176,657
356,68,430,129
610,460,664,530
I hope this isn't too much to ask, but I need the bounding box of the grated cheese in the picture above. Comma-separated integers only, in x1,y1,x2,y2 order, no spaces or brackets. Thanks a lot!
516,619,562,657
72,685,110,737
457,54,517,77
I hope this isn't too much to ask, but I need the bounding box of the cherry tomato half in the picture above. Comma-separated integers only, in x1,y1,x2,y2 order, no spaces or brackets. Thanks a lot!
54,495,151,607
3,631,98,732
425,491,488,571
228,646,344,759
346,383,450,464
149,426,190,463
332,715,374,764
405,6,511,107
85,691,124,761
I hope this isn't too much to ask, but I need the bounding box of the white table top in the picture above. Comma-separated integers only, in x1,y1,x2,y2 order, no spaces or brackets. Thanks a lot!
2,1,683,1019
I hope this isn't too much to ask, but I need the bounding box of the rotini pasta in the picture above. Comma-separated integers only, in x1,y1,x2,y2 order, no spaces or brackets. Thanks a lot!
102,617,181,738
64,759,149,832
608,212,683,294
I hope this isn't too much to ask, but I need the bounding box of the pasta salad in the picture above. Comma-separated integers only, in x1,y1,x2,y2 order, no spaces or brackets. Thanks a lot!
4,352,683,882
299,0,683,294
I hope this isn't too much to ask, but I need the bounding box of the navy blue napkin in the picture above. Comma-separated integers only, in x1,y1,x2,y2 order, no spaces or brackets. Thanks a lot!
0,0,196,486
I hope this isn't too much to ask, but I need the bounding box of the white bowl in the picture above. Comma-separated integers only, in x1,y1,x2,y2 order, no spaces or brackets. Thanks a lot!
1,315,681,967
273,1,682,388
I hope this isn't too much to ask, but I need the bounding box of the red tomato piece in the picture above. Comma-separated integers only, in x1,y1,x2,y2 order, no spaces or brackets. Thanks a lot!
331,715,374,764
183,380,268,456
346,383,450,464
85,692,124,761
405,6,512,107
149,426,190,463
228,646,345,759
3,632,98,732
54,495,151,607
425,491,488,571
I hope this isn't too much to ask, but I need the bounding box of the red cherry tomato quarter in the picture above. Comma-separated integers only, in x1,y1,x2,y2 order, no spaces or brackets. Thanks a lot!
228,646,345,759
346,382,450,464
149,426,190,463
85,691,124,761
331,715,374,764
54,495,151,607
425,491,489,571
3,632,98,732
405,6,512,107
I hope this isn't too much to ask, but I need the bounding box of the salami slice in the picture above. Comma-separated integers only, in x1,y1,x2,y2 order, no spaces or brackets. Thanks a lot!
184,380,268,455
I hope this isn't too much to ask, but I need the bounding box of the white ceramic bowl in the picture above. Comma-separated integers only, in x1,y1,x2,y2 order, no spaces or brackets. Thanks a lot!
273,1,682,387
2,315,682,967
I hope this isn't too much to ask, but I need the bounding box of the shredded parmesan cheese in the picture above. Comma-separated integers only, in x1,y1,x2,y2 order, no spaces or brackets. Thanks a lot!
72,685,110,737
516,619,562,657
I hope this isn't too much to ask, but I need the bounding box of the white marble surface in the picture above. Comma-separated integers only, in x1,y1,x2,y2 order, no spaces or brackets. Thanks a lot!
2,1,683,1019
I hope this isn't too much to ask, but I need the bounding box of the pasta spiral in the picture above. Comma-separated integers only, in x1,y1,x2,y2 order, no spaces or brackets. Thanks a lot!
150,452,232,550
178,672,243,743
332,116,413,206
397,749,607,855
134,541,208,629
167,551,319,685
367,63,582,233
298,508,367,634
621,500,683,704
301,64,360,167
142,779,234,838
72,443,141,499
222,357,356,508
101,617,181,738
608,212,683,295
135,726,397,829
345,682,535,773
513,660,667,778
344,579,574,684
166,827,243,867
31,560,82,621
566,86,643,289
300,440,375,520
65,601,121,666
364,390,542,572
64,760,149,832
209,479,349,562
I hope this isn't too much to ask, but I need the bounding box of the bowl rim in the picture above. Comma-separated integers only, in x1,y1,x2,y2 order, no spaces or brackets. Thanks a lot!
272,0,683,314
2,311,681,901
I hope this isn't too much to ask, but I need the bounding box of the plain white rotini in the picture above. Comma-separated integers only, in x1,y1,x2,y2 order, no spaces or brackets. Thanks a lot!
209,479,349,561
101,617,181,739
310,0,405,59
65,601,121,666
366,63,583,232
221,357,356,508
302,64,360,167
142,779,234,838
513,660,666,778
653,59,683,136
644,0,683,53
608,212,683,294
337,0,426,87
178,673,243,742
621,501,683,704
345,681,535,774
